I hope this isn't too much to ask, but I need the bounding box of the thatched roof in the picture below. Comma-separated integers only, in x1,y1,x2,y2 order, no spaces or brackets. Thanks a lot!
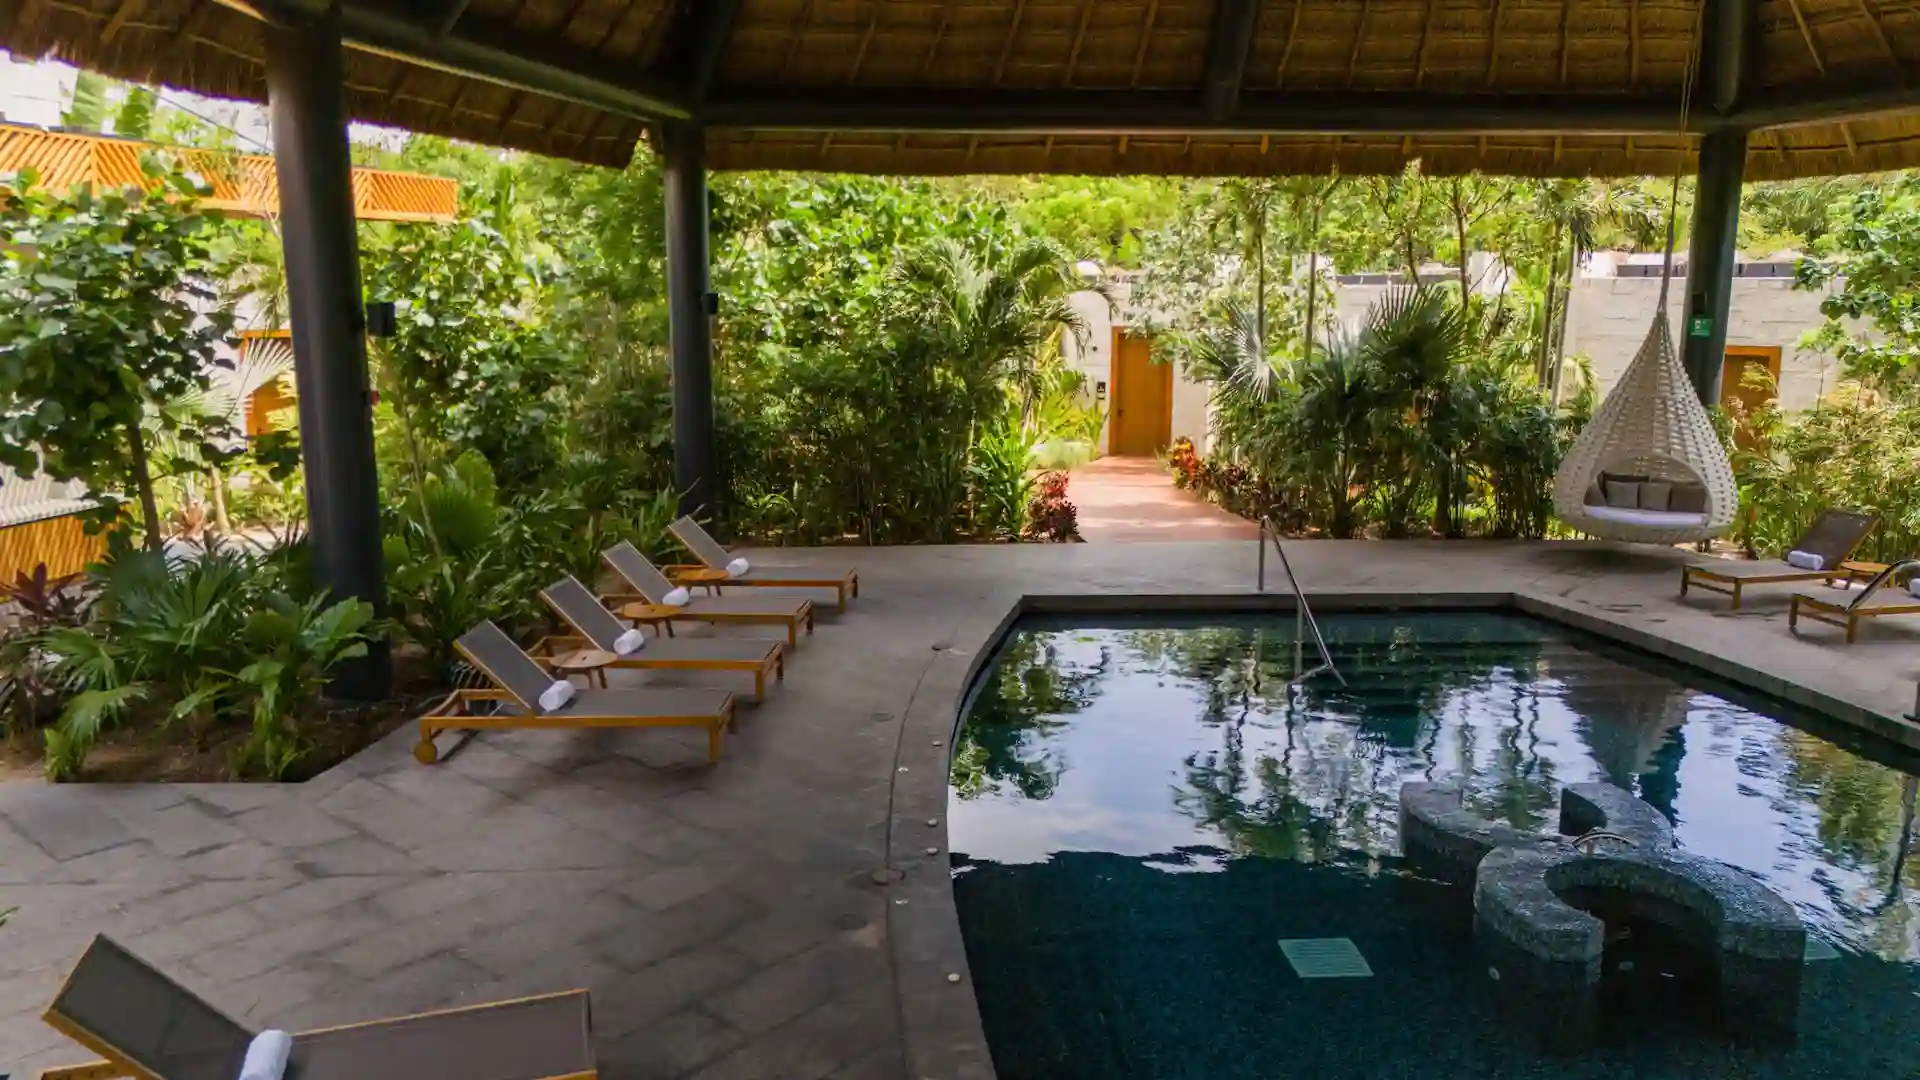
5,0,1920,179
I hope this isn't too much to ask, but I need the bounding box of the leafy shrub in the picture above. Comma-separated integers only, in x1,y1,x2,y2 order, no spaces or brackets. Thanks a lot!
1025,471,1079,542
1181,288,1571,540
39,539,376,779
0,564,92,733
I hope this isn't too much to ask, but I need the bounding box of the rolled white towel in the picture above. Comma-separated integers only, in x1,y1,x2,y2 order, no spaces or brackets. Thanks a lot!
537,679,575,712
1785,550,1826,571
239,1030,293,1080
726,556,750,579
662,586,691,607
1908,577,1920,600
613,628,646,655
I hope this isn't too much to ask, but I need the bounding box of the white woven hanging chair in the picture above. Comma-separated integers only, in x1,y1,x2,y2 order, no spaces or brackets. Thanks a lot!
1551,302,1738,545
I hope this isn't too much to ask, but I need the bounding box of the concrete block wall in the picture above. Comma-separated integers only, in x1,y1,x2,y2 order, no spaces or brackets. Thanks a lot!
1060,259,1845,460
1562,275,1843,411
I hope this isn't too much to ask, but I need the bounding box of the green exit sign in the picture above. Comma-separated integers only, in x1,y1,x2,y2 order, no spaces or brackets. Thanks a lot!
1687,316,1713,338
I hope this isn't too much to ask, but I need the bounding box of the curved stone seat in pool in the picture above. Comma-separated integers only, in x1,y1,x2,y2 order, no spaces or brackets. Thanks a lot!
1397,780,1804,1046
1399,782,1540,884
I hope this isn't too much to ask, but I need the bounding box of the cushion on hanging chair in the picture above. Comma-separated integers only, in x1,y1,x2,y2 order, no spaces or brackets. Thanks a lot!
1640,482,1673,511
1582,506,1710,530
1605,481,1641,508
1670,483,1708,513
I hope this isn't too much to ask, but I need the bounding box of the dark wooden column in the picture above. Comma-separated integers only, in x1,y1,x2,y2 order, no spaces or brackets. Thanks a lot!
1681,0,1757,406
265,4,391,699
1681,130,1749,406
661,122,716,518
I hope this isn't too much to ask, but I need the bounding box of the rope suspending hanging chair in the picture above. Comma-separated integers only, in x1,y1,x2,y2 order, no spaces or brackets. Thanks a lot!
1550,8,1737,545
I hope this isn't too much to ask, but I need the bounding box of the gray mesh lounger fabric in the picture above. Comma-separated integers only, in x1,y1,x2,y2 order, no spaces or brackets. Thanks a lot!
44,936,596,1080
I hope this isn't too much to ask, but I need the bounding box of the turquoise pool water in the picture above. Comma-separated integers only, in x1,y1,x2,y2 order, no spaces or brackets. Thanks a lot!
948,610,1920,1080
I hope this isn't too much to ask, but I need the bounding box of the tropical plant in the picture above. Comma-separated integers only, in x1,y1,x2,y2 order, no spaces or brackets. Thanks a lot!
37,538,371,779
229,592,375,778
1025,471,1079,542
968,412,1040,542
0,564,92,733
0,167,236,549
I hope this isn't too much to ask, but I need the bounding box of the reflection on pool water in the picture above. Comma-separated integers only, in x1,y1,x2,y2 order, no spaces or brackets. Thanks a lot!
948,611,1920,1080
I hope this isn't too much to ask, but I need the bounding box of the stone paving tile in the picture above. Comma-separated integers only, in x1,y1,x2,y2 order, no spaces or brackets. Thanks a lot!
0,541,1915,1079
592,947,759,1039
603,1006,750,1079
0,797,134,860
687,982,899,1080
707,934,888,1036
585,886,767,973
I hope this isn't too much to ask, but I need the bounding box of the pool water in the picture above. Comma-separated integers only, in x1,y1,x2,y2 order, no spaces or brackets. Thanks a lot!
948,611,1920,1080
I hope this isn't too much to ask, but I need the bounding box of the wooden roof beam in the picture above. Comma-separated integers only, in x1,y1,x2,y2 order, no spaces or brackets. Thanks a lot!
705,88,1701,134
1699,0,1756,117
429,0,471,37
661,0,748,102
1202,0,1265,120
222,0,691,121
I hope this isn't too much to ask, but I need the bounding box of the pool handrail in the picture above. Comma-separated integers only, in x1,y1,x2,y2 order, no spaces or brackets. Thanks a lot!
1257,518,1345,687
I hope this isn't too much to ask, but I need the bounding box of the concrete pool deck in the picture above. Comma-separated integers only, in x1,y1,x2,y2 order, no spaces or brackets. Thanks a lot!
2,540,1917,1079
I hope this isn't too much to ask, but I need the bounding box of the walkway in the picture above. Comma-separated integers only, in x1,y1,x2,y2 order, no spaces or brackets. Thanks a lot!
1068,455,1260,543
1,542,1918,1079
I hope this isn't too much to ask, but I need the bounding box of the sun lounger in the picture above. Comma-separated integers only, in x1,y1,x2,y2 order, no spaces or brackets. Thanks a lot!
601,542,814,645
1790,559,1920,643
536,576,785,700
666,516,859,611
37,934,595,1080
1680,509,1878,609
412,621,736,764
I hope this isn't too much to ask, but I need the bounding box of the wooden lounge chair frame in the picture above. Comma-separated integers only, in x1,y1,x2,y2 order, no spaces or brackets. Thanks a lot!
1790,559,1920,643
42,996,598,1080
38,935,596,1080
601,542,815,645
1679,509,1879,609
414,622,736,764
535,577,785,700
665,516,860,611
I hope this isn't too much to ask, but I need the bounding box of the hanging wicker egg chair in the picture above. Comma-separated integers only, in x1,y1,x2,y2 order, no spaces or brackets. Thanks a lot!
1550,303,1738,544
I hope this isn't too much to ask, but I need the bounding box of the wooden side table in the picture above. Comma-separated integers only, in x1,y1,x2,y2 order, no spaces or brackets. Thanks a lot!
618,602,678,637
669,567,731,595
549,647,616,689
1839,561,1891,586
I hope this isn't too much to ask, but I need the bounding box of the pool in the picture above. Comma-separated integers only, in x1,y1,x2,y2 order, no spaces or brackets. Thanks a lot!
948,610,1920,1080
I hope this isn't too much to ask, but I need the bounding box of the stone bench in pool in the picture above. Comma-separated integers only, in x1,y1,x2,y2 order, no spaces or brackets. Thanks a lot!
1399,780,1804,1048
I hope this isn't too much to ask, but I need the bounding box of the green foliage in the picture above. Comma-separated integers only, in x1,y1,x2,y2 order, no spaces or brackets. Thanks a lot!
38,540,374,779
363,214,564,489
0,565,92,734
231,592,375,778
1799,174,1920,392
1731,385,1920,563
0,168,236,549
1184,288,1574,540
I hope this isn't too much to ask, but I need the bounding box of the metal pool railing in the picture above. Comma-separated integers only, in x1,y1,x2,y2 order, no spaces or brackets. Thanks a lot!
1257,518,1344,687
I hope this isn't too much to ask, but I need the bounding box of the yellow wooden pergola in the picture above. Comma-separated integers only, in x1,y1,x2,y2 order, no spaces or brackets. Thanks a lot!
0,120,457,223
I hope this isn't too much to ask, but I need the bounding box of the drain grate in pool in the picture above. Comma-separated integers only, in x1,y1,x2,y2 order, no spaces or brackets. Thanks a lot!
1278,937,1373,979
1804,937,1840,962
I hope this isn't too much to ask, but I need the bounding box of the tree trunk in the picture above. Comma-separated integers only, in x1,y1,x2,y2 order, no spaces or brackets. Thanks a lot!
126,424,163,552
1254,218,1267,351
1452,184,1471,299
1301,250,1320,365
208,466,234,535
1549,243,1579,405
1537,224,1564,387
1300,194,1326,365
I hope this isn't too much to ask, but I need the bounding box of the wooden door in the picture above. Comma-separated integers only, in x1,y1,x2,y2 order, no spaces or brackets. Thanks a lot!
1721,345,1781,450
1109,329,1172,456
